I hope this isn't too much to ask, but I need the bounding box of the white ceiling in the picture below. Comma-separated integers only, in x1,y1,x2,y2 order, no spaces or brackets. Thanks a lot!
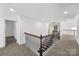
3,3,79,21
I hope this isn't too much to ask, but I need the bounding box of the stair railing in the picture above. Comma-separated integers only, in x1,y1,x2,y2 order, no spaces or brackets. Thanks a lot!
39,35,43,56
24,32,59,56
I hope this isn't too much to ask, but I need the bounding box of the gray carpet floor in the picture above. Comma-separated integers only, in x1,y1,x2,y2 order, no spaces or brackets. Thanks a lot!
0,35,79,56
0,37,36,56
46,35,79,56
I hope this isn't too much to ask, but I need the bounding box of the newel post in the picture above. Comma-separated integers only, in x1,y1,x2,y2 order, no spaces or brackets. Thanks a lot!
40,35,43,56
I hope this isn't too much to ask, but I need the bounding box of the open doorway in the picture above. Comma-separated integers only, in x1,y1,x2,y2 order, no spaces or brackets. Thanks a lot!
5,20,16,46
48,22,60,39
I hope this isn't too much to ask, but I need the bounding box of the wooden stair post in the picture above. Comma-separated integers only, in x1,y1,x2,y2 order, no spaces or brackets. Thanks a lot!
40,35,43,56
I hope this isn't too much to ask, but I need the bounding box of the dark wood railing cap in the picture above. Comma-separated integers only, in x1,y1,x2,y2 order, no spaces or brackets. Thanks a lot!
24,32,40,38
24,32,54,39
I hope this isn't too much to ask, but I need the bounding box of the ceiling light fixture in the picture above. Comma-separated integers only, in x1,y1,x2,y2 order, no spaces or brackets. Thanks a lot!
64,11,68,14
10,8,14,11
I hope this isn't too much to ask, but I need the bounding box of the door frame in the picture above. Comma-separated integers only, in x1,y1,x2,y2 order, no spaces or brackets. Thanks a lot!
5,19,17,45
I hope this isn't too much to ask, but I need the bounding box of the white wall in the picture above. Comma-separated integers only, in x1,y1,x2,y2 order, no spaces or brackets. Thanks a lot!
0,18,5,48
60,19,77,36
21,17,49,36
15,16,25,45
5,20,15,37
76,15,79,44
0,4,6,48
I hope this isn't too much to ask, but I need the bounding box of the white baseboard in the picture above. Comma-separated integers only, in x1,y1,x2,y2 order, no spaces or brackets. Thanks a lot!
76,39,79,45
0,43,5,48
17,41,25,45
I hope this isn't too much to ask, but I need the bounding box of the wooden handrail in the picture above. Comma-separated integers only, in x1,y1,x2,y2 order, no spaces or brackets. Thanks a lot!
24,32,54,39
24,32,40,38
24,32,53,38
43,34,54,38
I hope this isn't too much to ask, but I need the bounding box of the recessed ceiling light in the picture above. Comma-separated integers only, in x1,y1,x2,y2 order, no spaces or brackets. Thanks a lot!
64,11,68,14
10,8,14,11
